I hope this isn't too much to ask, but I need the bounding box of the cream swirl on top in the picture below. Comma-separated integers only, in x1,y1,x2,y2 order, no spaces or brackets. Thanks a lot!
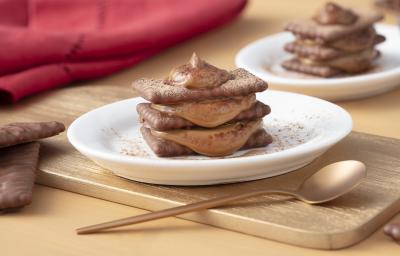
154,53,256,128
167,52,233,89
313,2,358,25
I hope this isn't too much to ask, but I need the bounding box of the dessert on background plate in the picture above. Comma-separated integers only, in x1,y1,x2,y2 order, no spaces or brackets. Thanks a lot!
375,0,400,13
133,53,272,157
282,2,385,77
235,1,399,101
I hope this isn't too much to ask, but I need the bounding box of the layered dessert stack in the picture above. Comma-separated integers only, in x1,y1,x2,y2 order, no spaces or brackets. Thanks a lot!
282,2,385,77
133,53,272,157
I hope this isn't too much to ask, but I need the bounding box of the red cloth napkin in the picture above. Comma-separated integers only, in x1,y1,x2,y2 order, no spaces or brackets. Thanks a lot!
0,0,247,103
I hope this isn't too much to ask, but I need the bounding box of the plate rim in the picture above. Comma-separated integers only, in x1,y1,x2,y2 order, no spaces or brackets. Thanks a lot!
67,90,352,167
235,23,400,87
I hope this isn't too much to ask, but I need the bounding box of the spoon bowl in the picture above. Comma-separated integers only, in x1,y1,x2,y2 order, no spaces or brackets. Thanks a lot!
297,160,367,204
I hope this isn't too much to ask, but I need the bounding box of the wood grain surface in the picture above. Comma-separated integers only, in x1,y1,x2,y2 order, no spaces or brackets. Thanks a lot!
36,130,400,249
1,0,400,255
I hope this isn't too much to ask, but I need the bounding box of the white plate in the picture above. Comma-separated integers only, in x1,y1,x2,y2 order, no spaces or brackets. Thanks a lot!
67,90,352,186
235,24,400,101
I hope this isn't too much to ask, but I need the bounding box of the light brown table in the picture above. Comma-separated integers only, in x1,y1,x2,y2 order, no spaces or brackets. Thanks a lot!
2,0,400,255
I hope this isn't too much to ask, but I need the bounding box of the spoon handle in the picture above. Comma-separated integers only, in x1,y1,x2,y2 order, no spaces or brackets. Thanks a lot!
76,189,294,235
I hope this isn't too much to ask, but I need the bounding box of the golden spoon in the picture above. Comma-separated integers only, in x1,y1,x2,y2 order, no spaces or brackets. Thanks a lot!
76,160,366,235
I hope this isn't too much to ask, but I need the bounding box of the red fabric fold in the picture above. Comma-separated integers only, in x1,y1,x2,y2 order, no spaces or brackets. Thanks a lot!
0,0,247,103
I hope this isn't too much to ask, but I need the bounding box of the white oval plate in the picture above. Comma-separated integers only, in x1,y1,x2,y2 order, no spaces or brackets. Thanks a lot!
235,24,400,101
68,90,352,186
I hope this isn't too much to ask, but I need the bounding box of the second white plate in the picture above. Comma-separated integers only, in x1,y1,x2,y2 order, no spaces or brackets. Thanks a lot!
67,90,352,186
235,24,400,101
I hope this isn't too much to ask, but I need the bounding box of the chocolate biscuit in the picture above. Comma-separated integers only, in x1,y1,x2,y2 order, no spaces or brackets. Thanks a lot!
284,34,385,61
285,10,383,43
137,101,271,131
141,127,272,157
284,42,343,61
0,121,65,148
0,142,40,210
133,68,267,104
282,59,342,77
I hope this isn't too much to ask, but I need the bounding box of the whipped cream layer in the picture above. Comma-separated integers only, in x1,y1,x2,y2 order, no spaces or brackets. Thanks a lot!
151,95,256,128
151,120,263,156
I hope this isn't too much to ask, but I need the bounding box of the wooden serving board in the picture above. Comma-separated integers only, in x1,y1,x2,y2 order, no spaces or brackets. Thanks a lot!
35,128,400,249
1,85,399,250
